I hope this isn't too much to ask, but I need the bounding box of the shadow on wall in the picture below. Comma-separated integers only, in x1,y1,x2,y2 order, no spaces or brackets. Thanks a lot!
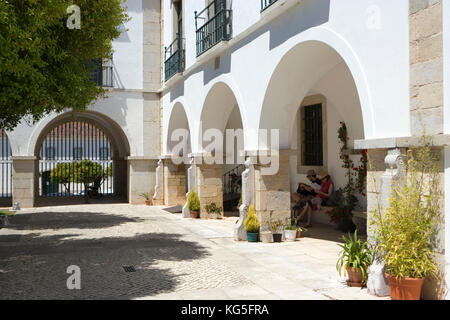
199,0,330,86
0,231,209,299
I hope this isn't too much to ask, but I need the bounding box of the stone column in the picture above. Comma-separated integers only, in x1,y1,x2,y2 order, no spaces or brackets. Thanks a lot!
235,156,255,241
153,159,164,205
182,157,198,218
254,150,292,231
196,162,223,219
12,156,36,208
163,158,187,207
410,0,443,134
128,157,158,204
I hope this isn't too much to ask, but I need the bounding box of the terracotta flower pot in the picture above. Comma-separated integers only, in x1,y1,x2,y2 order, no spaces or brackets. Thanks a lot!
296,230,302,239
145,200,152,206
386,274,424,300
346,267,364,287
190,211,199,219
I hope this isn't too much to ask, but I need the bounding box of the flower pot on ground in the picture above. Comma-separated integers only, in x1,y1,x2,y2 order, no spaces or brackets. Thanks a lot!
205,202,223,220
336,231,373,287
244,205,260,242
187,190,201,219
370,135,440,300
270,219,283,243
140,192,152,206
386,275,425,300
284,218,298,242
260,231,273,243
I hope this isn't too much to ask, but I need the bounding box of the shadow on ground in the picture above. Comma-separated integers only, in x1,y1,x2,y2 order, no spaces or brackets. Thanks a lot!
4,210,144,231
0,232,210,300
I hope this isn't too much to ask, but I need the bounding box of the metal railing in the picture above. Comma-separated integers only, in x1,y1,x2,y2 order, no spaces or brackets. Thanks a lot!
164,34,185,81
91,59,114,87
195,1,232,57
261,0,278,11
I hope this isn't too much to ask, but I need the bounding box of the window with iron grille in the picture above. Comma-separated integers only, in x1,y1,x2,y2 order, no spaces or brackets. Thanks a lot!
302,104,323,166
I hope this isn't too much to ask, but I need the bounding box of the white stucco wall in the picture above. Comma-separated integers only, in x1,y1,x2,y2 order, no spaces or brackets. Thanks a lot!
162,0,410,155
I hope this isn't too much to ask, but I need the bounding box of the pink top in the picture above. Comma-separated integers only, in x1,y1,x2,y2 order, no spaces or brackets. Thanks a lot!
318,179,333,200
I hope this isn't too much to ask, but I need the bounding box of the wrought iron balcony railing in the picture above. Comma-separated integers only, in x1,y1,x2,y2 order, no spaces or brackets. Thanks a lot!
164,35,185,81
261,0,278,11
91,59,114,87
195,1,232,57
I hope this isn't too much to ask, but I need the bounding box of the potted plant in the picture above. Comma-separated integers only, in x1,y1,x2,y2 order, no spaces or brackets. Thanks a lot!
244,205,259,242
296,226,306,239
187,190,200,219
270,219,283,243
370,135,440,300
0,210,15,227
205,202,222,219
336,231,373,287
140,192,152,206
284,218,297,242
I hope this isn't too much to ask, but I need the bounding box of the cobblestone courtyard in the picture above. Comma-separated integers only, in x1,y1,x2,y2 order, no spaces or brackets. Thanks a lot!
0,204,387,300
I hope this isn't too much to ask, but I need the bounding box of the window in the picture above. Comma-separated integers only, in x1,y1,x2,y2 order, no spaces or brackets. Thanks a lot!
297,95,328,173
303,104,323,166
73,147,83,160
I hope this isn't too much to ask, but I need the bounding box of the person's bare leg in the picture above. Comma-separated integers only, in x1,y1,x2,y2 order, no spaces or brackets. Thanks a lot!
297,205,308,223
293,193,301,203
306,206,312,226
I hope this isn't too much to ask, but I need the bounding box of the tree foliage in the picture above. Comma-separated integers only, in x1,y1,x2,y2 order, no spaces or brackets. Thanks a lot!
0,0,129,130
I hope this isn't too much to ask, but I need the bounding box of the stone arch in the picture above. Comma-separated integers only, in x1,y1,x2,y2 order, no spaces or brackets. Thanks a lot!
32,111,130,203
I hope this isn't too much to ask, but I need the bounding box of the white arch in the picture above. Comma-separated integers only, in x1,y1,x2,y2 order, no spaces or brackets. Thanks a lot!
255,26,376,149
165,101,192,156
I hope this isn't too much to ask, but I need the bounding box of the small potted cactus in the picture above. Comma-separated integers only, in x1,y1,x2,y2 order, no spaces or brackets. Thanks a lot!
140,192,152,206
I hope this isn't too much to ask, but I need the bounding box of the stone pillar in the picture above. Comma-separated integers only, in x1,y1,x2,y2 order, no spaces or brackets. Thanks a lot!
182,157,198,218
12,156,36,208
254,150,292,231
153,159,164,205
445,147,450,300
197,163,223,219
235,156,255,241
128,157,158,204
163,159,187,207
410,0,443,134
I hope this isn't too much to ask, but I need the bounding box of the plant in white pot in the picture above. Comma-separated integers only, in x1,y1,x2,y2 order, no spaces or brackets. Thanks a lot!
284,218,297,242
205,202,222,219
370,135,441,300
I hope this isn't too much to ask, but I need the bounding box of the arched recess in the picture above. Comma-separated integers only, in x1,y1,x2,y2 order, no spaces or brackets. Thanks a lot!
0,129,12,206
166,102,192,158
200,81,245,214
33,111,130,203
259,40,366,150
259,40,368,208
199,81,245,156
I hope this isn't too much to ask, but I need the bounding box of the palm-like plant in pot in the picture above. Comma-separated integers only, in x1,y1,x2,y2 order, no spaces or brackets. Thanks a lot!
187,190,201,219
336,231,373,287
370,135,440,300
244,205,260,242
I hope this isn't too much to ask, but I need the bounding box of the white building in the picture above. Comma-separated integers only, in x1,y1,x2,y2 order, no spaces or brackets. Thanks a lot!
1,0,449,299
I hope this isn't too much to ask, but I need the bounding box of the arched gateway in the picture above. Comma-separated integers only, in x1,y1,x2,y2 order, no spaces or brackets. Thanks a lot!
34,112,130,205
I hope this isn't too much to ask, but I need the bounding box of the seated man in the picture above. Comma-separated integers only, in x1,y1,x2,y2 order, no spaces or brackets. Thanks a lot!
292,170,322,220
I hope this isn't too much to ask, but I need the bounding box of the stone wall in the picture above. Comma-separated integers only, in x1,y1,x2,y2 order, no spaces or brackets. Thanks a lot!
12,157,36,208
254,153,291,230
410,0,443,134
128,159,158,204
196,164,223,219
164,161,187,206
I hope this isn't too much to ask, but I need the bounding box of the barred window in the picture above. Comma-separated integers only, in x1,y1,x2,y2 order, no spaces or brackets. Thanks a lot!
302,104,323,166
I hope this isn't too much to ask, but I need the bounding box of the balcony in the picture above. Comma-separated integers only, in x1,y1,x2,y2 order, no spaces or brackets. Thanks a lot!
261,0,278,11
164,35,185,81
195,1,232,57
91,59,113,87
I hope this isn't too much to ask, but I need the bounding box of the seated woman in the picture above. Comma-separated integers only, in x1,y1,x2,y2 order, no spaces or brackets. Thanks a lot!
297,170,334,228
292,170,321,215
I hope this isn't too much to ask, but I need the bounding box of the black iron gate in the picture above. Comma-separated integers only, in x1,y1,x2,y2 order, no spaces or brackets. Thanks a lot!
0,130,12,199
38,121,114,197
